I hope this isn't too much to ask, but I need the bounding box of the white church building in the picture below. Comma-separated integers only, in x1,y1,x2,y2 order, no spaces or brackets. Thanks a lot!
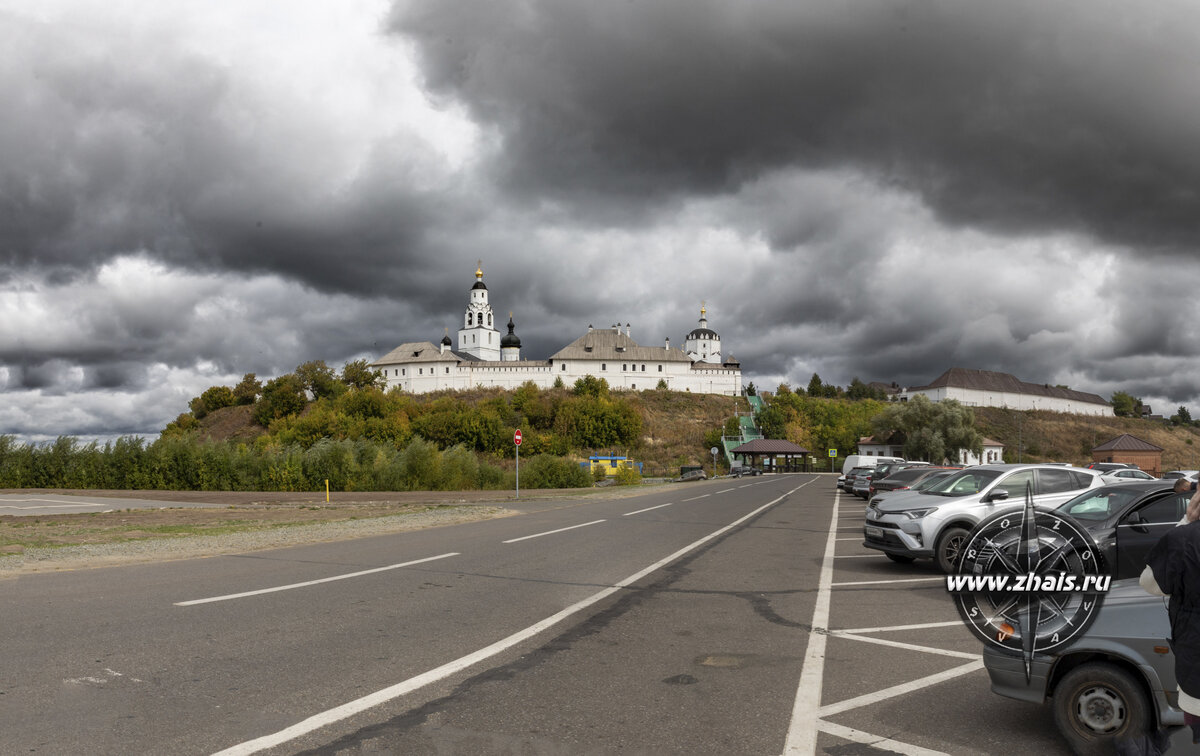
372,266,743,396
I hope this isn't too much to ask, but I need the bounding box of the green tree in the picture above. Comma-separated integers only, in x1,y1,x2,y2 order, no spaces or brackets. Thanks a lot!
341,359,385,390
253,374,307,426
232,373,262,405
745,382,757,396
1111,391,1140,417
296,360,341,401
807,373,824,396
1173,406,1192,426
871,395,983,464
553,375,565,389
757,405,787,440
573,375,610,398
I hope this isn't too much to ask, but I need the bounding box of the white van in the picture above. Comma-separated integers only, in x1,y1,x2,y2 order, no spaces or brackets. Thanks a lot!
841,454,904,476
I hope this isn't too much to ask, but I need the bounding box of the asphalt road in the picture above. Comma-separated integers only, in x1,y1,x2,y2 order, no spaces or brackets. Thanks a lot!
3,476,1178,754
0,492,228,515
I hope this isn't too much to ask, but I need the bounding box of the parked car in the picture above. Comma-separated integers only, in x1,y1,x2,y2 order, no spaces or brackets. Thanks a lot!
732,466,762,477
676,469,707,482
863,464,1106,571
870,460,930,483
1101,468,1155,481
1161,469,1199,481
851,473,874,499
1055,480,1188,579
869,466,960,500
1086,462,1137,472
985,578,1183,753
842,465,875,492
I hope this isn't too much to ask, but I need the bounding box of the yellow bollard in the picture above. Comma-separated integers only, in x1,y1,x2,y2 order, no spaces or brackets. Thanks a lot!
325,479,330,503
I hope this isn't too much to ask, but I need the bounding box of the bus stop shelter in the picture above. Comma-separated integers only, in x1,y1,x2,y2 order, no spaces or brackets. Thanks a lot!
730,439,812,473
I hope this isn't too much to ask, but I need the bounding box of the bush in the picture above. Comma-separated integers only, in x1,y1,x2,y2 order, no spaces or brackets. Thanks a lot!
615,466,642,486
520,454,592,489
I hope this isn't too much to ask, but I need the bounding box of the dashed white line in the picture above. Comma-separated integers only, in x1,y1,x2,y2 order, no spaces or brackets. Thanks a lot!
212,478,816,756
681,494,711,502
738,484,752,488
717,488,736,494
175,553,460,606
622,503,672,516
502,520,606,544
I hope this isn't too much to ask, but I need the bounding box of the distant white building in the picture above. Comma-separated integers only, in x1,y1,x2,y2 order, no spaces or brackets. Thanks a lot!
372,266,743,396
901,368,1112,416
857,434,1005,466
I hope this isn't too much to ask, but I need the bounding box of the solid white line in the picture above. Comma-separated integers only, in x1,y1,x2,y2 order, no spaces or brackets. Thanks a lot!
212,478,817,756
681,494,711,502
831,632,981,660
838,621,963,634
783,490,840,754
0,502,109,509
817,661,984,717
832,554,881,559
622,503,672,517
175,553,460,607
502,520,606,544
816,721,951,756
831,577,943,587
835,537,862,542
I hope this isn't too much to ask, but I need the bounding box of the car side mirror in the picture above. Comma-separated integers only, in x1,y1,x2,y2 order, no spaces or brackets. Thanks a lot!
986,489,1010,503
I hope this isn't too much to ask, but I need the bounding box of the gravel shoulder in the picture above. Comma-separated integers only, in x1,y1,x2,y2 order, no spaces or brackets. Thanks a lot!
0,482,690,577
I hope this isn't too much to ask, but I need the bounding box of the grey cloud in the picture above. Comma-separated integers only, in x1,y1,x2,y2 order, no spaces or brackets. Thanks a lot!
392,0,1200,252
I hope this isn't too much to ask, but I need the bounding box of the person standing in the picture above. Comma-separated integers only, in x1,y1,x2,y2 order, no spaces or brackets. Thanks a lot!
1140,482,1200,744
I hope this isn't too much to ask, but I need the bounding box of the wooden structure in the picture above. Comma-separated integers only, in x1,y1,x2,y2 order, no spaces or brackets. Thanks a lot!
730,439,811,473
1091,434,1164,476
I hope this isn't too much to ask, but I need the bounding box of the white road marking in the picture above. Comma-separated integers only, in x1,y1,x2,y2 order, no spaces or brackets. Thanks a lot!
0,502,109,510
717,488,736,494
832,554,881,559
835,537,862,541
738,484,752,488
817,661,984,717
213,478,817,756
783,490,840,754
816,721,951,756
681,494,710,502
622,503,672,516
831,577,943,587
175,553,459,606
831,632,981,660
838,621,963,634
502,520,606,544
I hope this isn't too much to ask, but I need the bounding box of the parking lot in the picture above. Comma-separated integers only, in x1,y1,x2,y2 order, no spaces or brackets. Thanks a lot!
812,480,1077,755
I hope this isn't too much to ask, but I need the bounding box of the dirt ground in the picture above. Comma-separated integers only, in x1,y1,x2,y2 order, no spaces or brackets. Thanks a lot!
0,485,666,555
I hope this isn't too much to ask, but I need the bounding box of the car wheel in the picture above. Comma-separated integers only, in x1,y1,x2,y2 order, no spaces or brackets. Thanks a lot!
1053,663,1150,755
885,554,915,564
935,526,971,573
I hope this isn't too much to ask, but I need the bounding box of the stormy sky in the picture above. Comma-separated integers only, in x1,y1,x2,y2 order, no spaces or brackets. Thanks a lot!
4,0,1200,442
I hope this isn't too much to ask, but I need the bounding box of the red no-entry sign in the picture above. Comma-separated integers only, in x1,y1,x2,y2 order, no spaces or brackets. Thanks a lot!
514,429,522,446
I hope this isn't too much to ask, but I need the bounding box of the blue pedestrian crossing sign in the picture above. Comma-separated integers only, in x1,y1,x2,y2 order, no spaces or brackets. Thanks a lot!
828,449,837,457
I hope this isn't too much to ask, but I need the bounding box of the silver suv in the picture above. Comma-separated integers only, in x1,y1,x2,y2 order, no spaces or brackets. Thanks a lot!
862,464,1105,572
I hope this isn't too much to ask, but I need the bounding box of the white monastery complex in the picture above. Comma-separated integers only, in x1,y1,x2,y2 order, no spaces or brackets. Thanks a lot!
372,265,743,396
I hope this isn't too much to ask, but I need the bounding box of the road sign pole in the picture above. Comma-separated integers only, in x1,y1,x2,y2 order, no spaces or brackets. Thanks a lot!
514,429,523,499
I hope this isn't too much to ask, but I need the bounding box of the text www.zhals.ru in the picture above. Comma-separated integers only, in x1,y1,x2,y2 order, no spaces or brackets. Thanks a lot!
945,573,1112,593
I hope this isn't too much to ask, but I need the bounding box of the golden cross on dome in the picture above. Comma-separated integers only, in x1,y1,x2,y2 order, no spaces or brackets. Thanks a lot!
476,260,483,277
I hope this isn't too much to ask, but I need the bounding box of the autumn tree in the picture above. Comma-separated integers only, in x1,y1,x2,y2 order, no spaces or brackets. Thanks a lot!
871,395,983,464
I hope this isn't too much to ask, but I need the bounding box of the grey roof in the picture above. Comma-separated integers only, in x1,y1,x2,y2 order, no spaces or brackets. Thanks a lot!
687,327,719,339
909,368,1109,406
550,328,692,362
372,342,460,365
731,439,811,455
1092,433,1164,453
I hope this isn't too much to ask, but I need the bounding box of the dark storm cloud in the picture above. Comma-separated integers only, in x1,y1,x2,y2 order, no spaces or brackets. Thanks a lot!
392,0,1200,252
0,10,462,300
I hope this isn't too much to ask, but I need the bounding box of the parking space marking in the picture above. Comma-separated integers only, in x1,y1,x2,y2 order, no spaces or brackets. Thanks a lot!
783,490,841,754
832,554,880,559
622,503,672,516
829,632,980,661
838,621,962,634
816,722,950,756
831,577,943,587
817,661,984,718
835,537,862,541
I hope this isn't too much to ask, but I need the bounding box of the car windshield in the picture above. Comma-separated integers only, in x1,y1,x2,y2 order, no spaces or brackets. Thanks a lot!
912,471,954,491
922,468,1003,496
1057,487,1148,521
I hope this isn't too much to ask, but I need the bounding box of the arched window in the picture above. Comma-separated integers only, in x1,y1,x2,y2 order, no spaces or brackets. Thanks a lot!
488,314,492,326
467,313,473,326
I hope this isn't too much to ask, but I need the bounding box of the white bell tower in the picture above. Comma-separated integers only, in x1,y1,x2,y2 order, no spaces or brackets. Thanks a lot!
685,301,722,364
457,261,501,360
